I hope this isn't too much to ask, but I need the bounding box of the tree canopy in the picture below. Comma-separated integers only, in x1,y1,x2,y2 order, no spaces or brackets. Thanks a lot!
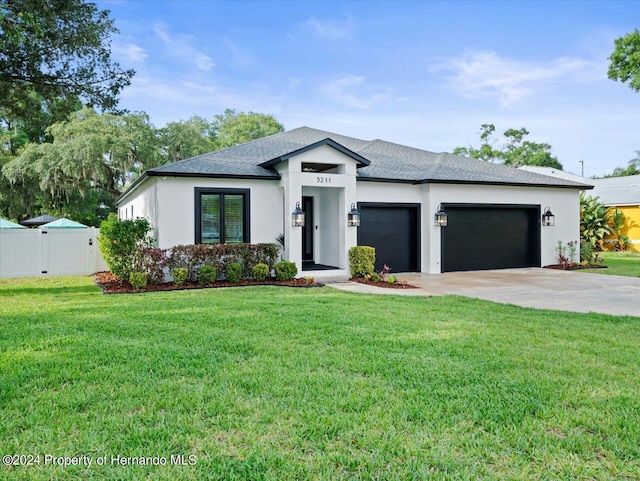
0,0,134,123
454,123,563,169
159,116,217,163
1,108,285,224
601,151,640,178
608,29,640,92
0,0,135,223
2,107,159,225
213,109,284,149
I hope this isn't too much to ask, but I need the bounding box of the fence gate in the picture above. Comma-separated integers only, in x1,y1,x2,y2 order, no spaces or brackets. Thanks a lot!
0,227,107,278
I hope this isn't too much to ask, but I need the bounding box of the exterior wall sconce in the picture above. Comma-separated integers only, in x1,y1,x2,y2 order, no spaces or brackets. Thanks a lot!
347,203,361,227
542,206,555,226
434,205,448,227
292,201,305,227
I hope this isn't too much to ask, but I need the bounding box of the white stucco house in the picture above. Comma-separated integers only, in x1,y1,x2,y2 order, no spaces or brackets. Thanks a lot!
117,127,592,277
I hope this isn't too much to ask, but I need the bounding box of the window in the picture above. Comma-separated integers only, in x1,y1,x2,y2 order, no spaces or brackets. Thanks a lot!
195,188,250,244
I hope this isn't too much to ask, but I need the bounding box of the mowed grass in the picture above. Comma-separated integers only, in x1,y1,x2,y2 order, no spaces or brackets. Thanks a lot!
595,250,640,277
1,277,640,480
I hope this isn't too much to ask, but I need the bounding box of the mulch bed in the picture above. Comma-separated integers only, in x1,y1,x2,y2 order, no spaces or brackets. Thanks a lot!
350,277,419,289
544,264,608,270
95,271,324,294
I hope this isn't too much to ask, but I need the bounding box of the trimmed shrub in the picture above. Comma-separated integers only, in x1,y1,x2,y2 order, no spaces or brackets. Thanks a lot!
275,261,297,281
237,243,280,278
99,214,153,280
132,247,166,285
172,267,188,285
226,262,242,283
349,246,375,278
166,244,218,282
129,272,148,290
198,265,217,285
252,263,269,282
166,243,280,282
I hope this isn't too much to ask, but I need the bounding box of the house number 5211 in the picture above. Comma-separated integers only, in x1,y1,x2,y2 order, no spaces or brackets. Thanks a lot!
316,176,331,184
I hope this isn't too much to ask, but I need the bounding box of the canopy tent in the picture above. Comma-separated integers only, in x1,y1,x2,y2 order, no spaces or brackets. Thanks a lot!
0,218,26,229
20,214,59,227
40,218,88,229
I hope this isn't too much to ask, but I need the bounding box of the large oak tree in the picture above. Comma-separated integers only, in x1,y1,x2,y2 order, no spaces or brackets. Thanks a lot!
0,0,134,124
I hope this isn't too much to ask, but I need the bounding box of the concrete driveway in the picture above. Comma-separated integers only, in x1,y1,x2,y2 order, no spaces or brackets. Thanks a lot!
330,268,640,317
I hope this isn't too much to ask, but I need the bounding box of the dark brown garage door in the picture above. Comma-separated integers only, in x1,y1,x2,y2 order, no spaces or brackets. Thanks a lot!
441,204,540,273
358,203,420,273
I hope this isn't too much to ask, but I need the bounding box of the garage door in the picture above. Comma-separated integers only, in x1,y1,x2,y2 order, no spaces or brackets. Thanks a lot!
358,203,419,273
441,204,540,273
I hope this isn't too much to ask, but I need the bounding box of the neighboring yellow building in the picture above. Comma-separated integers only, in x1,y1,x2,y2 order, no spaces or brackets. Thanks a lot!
590,175,640,251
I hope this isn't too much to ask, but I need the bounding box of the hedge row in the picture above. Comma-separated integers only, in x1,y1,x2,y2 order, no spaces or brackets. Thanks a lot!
165,243,280,282
130,243,281,284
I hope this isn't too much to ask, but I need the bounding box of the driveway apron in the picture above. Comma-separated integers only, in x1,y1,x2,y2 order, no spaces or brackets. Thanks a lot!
329,268,640,317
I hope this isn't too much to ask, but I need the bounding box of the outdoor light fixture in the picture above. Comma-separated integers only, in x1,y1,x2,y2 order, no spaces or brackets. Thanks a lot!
97,202,109,219
292,201,305,227
347,203,361,227
434,205,448,227
542,206,555,227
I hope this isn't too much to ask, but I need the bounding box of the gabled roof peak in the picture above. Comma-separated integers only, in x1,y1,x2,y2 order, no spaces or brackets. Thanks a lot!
259,137,371,169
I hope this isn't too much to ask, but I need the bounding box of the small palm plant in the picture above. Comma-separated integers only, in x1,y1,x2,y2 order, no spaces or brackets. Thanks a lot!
580,192,613,250
611,208,629,251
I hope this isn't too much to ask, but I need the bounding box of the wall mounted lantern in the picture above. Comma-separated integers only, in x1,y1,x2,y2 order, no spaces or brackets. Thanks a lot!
434,205,448,227
292,201,305,227
542,206,555,227
347,203,361,227
97,202,110,220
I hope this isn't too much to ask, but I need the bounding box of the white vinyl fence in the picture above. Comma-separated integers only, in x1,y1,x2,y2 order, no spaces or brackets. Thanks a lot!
0,227,107,278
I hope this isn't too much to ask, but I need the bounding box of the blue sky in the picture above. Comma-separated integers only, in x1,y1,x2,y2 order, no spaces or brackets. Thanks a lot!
99,0,640,177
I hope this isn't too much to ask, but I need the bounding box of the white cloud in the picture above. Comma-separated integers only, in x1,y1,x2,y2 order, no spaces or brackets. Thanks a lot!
432,50,603,106
304,15,354,40
120,75,284,124
112,42,147,63
287,77,301,89
153,23,215,71
321,74,393,109
223,39,254,68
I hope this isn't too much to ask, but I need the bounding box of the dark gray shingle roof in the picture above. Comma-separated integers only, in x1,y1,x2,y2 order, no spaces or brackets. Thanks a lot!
146,126,590,188
20,214,59,227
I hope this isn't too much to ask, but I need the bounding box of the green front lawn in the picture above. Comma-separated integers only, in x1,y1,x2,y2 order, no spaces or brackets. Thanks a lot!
593,250,640,277
1,276,639,480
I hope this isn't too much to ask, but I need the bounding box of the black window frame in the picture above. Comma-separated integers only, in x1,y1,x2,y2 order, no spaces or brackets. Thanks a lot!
194,188,251,244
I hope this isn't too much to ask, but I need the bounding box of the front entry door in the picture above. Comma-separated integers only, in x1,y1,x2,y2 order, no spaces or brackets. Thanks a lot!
302,196,314,261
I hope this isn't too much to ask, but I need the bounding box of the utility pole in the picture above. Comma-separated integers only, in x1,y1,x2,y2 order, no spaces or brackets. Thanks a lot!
579,160,584,177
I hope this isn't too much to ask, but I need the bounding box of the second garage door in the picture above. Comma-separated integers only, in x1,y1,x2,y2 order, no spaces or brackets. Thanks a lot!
441,204,540,273
358,203,420,273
